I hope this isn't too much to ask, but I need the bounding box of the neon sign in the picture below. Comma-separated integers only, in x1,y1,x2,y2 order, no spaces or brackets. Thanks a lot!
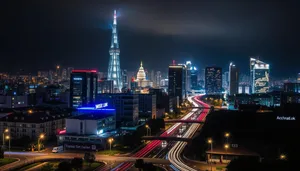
95,103,108,109
73,77,82,81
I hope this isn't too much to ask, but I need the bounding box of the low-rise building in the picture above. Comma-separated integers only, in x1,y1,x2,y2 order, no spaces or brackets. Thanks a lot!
57,108,116,151
0,95,28,108
0,108,70,141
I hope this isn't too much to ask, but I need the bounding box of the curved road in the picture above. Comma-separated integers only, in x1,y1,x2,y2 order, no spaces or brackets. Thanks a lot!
168,96,210,171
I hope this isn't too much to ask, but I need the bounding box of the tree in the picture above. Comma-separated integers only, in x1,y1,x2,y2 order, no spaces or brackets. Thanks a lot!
134,159,144,171
143,163,155,171
84,152,95,166
56,161,72,171
41,163,54,171
71,157,83,171
0,147,4,159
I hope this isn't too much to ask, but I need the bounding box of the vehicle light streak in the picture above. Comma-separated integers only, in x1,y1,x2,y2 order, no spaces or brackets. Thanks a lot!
113,96,201,171
168,96,210,171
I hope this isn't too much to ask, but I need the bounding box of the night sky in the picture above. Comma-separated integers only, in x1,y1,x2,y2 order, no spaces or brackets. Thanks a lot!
0,0,298,77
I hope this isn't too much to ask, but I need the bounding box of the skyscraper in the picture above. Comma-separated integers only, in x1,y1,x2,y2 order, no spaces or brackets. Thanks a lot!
190,66,198,89
205,67,222,94
186,61,192,92
297,73,300,83
70,70,98,108
168,64,187,105
250,58,270,93
107,10,122,92
229,62,239,95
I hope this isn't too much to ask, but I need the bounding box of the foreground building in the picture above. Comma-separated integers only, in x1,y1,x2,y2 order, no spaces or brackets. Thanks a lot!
57,108,116,151
0,108,69,141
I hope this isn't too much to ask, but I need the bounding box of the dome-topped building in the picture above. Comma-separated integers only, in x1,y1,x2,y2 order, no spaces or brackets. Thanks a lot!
134,61,153,88
137,62,146,81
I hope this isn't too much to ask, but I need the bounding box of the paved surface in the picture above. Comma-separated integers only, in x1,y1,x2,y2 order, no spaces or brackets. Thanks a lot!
25,162,48,171
1,152,169,171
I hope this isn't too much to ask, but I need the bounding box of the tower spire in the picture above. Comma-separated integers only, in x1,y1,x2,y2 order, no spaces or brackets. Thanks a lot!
140,61,143,67
108,10,122,92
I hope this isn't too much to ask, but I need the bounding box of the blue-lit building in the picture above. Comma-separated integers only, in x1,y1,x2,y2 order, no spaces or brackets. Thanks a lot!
205,67,222,94
57,106,116,151
70,70,98,108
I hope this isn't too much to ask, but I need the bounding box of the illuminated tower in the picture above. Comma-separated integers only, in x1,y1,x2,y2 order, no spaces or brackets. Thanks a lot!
108,10,122,92
250,57,270,93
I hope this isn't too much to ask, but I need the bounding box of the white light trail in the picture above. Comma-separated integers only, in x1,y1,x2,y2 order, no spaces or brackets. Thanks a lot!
168,96,209,171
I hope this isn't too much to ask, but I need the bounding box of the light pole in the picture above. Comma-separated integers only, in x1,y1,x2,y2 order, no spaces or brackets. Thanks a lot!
6,135,10,157
208,139,213,171
38,134,44,152
224,144,229,161
225,132,230,144
2,129,8,146
108,138,114,151
145,125,151,136
280,154,286,160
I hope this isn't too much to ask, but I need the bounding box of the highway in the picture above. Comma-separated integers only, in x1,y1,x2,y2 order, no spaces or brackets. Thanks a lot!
111,95,204,171
168,96,210,171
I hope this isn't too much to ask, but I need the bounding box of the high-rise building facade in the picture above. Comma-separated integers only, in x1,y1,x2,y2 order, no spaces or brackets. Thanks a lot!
297,73,300,83
222,71,229,92
186,61,192,92
168,64,186,104
229,62,239,95
70,70,98,108
190,66,198,89
250,58,270,93
155,71,162,88
107,10,122,92
205,67,222,94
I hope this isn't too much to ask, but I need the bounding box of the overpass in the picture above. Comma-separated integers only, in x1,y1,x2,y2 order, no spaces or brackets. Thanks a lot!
181,106,211,109
164,119,205,124
141,136,191,142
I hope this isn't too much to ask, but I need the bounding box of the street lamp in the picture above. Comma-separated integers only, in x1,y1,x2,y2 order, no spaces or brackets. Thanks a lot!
2,128,9,146
280,154,286,160
108,138,114,151
5,135,10,157
38,134,44,152
145,125,151,136
224,144,229,161
207,139,213,171
225,132,230,144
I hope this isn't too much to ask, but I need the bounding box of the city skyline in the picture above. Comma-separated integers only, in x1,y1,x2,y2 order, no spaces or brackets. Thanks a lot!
0,1,297,77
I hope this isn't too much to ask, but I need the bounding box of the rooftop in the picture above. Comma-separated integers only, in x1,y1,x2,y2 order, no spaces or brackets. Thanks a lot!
0,107,71,123
70,113,114,120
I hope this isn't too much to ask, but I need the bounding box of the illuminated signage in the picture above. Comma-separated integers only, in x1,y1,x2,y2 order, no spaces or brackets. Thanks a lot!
73,77,82,81
276,116,296,121
65,144,97,150
95,103,108,109
97,129,103,135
